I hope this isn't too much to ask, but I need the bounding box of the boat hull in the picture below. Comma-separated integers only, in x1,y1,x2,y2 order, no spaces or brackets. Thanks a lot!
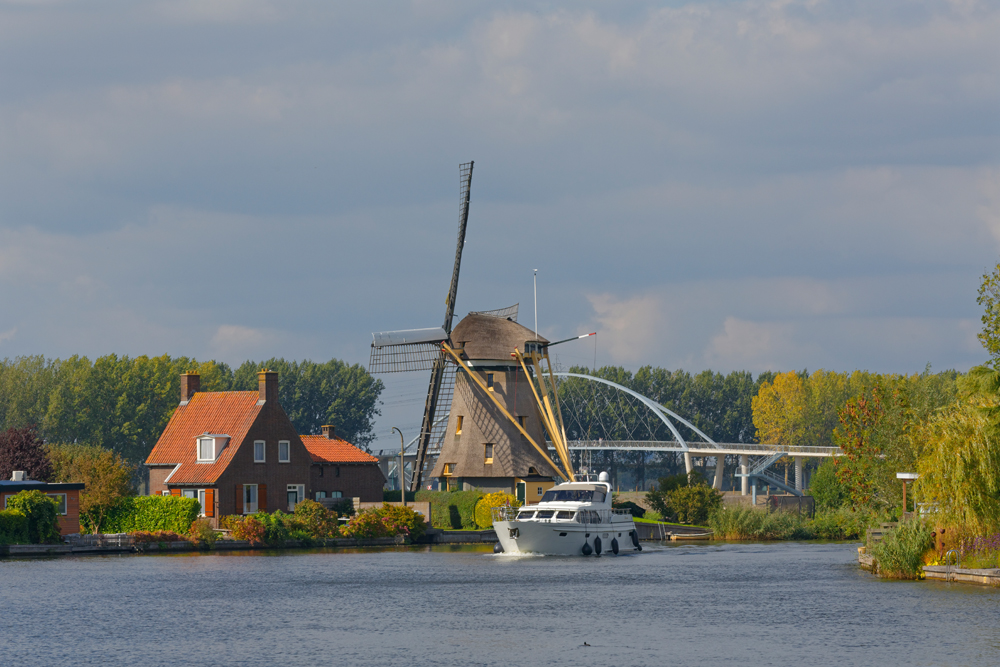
494,517,638,556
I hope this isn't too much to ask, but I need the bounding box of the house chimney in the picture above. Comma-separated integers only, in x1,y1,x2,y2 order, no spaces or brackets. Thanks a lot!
180,372,200,404
11,471,26,482
321,425,336,440
258,369,278,404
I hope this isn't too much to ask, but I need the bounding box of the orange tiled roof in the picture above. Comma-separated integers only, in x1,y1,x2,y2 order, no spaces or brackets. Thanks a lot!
301,435,378,464
145,391,262,485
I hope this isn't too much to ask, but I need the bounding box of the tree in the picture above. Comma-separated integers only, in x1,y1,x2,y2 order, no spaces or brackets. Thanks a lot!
0,426,52,481
752,371,807,448
47,443,135,533
5,490,60,543
977,262,1000,367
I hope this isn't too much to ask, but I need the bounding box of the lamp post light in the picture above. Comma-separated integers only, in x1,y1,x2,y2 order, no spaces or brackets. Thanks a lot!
896,472,919,517
392,427,406,507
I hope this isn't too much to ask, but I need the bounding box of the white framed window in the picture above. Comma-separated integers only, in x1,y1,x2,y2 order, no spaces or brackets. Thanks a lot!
244,484,258,514
278,440,290,463
197,437,214,461
286,484,304,511
161,490,171,496
198,489,207,516
254,440,265,463
182,489,197,500
196,434,229,462
46,493,67,515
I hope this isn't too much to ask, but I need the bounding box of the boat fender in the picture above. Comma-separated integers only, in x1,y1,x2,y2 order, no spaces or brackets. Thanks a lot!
493,542,504,554
611,538,619,555
594,536,602,555
581,541,593,556
630,530,640,548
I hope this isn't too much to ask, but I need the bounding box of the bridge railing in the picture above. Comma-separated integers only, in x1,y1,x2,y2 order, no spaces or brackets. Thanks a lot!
561,440,840,457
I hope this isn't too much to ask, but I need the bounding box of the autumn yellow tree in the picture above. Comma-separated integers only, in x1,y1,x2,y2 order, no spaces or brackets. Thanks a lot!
751,371,807,448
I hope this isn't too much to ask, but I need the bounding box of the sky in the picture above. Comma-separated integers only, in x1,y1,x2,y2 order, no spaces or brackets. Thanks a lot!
0,0,997,448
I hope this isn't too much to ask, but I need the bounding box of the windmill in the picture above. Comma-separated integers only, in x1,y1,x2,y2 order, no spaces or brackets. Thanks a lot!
369,162,475,491
369,162,588,495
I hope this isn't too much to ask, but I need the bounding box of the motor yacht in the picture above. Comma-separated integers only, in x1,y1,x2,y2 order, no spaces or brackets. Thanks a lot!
492,472,640,556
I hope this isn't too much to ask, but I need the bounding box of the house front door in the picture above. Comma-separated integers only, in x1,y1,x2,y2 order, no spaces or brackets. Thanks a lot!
516,481,526,504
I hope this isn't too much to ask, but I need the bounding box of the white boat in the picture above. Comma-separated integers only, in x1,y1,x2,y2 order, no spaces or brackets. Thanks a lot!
492,472,640,556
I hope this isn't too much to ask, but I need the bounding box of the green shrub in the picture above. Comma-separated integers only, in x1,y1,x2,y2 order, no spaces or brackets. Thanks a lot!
187,518,218,548
341,509,395,539
6,490,61,543
646,473,721,524
89,496,200,534
474,492,520,529
258,510,291,545
222,514,265,545
0,509,29,544
708,505,814,540
292,499,340,539
374,503,427,539
807,506,879,540
415,489,483,529
383,490,416,503
807,459,848,511
869,519,934,579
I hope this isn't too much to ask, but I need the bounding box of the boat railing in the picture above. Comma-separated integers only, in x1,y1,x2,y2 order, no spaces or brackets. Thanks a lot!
491,505,519,522
492,506,633,524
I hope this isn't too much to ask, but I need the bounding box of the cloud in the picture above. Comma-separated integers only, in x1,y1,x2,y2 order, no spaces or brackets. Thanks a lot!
210,325,272,359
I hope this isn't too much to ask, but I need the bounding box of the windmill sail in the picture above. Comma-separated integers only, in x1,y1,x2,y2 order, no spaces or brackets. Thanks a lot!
410,161,474,490
368,162,474,491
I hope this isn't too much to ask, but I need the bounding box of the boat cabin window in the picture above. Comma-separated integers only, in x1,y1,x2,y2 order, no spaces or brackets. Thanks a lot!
534,510,554,519
516,510,535,521
540,489,606,503
555,511,575,520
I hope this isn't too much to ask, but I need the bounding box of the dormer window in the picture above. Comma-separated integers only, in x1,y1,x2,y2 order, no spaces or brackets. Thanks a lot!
196,434,229,462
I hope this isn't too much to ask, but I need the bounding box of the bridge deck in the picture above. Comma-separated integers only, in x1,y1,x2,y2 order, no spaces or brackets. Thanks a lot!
563,440,840,457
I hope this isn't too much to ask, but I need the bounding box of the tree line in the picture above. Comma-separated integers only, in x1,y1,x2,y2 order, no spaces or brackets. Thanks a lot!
0,354,384,470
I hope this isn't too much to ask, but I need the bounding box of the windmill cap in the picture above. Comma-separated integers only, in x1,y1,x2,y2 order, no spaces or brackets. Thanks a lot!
450,313,548,361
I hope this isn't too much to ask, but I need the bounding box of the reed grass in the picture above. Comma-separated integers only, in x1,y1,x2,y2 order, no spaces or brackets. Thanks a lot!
868,519,933,579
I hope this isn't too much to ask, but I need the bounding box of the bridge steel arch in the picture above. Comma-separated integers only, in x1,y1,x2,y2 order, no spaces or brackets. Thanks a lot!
551,371,839,496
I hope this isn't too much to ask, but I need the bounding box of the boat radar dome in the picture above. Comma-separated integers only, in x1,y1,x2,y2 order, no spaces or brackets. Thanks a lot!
598,471,610,482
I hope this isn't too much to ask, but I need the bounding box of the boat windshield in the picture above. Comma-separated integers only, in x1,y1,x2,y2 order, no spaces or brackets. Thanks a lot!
516,511,535,521
540,489,606,503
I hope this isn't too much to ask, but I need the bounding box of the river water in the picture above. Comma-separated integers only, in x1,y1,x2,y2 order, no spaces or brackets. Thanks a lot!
2,541,998,666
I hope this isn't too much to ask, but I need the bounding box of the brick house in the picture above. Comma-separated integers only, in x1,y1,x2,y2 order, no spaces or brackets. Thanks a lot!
145,371,383,526
303,426,384,502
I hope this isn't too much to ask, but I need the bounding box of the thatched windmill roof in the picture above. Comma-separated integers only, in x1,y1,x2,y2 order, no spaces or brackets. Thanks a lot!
450,313,548,362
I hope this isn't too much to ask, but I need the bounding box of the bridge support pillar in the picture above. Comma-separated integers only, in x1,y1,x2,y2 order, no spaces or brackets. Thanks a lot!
795,456,803,492
740,455,748,496
684,452,692,475
713,455,724,490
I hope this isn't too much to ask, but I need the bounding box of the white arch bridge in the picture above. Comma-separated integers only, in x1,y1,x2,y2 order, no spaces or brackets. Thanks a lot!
553,372,839,497
381,371,840,497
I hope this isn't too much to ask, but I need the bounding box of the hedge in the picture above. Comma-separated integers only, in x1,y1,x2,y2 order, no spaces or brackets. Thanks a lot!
415,490,483,529
85,496,200,534
5,490,61,543
0,509,29,545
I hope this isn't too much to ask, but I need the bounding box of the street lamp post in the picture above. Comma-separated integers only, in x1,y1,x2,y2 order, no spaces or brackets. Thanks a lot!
392,427,406,507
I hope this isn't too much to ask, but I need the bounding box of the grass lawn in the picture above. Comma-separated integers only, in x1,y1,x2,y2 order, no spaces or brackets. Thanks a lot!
631,516,710,531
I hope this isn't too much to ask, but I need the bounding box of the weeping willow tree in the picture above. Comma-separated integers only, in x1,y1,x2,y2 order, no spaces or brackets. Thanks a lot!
915,367,1000,536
